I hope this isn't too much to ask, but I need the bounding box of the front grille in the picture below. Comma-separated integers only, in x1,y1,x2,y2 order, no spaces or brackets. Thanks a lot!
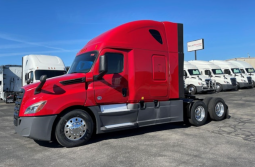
205,79,213,88
230,78,237,86
14,89,25,126
247,77,252,84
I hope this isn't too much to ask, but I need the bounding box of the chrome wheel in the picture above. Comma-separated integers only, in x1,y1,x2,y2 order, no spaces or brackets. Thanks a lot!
216,84,220,91
195,106,205,122
64,117,87,141
215,102,224,117
189,87,194,92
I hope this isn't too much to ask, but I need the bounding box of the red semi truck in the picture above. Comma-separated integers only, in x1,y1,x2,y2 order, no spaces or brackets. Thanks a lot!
14,20,228,147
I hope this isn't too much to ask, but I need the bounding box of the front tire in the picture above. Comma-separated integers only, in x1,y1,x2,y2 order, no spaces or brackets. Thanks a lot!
189,101,208,126
208,97,227,121
188,85,197,95
216,83,223,92
55,109,94,147
253,81,255,88
237,82,240,89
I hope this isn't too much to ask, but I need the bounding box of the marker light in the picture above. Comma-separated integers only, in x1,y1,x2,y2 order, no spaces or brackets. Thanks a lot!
24,101,47,114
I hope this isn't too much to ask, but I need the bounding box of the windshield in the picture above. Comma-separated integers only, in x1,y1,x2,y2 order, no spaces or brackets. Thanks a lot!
231,68,241,74
68,51,98,74
35,70,66,80
246,68,255,73
188,69,201,75
212,69,223,75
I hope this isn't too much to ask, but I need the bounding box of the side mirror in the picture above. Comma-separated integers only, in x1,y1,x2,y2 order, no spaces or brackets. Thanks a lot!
97,55,108,79
34,75,47,95
26,78,31,84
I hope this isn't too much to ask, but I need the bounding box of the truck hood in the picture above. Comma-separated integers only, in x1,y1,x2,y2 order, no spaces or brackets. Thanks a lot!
214,75,234,80
199,75,211,81
22,73,86,92
19,73,88,117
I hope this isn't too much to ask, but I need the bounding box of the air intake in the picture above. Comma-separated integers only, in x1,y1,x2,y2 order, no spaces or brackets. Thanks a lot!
60,78,85,85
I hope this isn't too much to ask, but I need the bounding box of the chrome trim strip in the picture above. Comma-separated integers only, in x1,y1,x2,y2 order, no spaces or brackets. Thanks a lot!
104,123,134,129
100,104,129,113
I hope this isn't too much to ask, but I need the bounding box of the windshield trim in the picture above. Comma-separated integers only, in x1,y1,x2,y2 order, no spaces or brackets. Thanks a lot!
245,68,255,73
35,70,66,80
68,50,99,74
188,69,201,75
212,69,224,75
231,68,241,74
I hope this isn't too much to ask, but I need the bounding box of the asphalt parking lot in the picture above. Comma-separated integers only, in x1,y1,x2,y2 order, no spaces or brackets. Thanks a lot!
1,89,255,167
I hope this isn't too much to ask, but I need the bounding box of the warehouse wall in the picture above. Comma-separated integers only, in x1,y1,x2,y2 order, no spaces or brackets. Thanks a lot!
228,58,255,68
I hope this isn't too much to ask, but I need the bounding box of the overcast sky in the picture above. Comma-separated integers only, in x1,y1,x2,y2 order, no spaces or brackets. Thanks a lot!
0,0,254,66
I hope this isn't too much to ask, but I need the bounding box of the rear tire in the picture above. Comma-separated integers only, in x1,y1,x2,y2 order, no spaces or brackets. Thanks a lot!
189,101,208,126
208,97,227,121
203,97,213,108
253,81,255,88
55,109,94,147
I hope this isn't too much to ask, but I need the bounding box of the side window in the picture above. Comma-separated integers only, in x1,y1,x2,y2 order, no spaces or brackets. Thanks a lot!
183,70,187,76
240,69,245,73
149,29,163,44
205,70,211,75
25,73,28,80
105,53,124,74
224,69,230,74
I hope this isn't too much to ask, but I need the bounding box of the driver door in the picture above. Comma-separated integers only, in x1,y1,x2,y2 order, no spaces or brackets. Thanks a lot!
94,49,128,104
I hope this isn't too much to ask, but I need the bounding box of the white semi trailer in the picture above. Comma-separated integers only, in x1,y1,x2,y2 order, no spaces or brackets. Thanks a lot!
189,60,237,92
184,61,215,95
210,60,252,89
22,55,66,86
228,60,255,87
0,65,22,102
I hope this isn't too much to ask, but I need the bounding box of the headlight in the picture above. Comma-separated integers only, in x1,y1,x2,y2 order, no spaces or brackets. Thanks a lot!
241,79,246,82
24,101,47,114
224,81,229,84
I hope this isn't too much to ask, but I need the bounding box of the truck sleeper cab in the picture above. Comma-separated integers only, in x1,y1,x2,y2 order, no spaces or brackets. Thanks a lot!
22,55,66,86
188,60,237,92
228,60,255,87
210,60,252,89
14,20,228,147
184,61,215,95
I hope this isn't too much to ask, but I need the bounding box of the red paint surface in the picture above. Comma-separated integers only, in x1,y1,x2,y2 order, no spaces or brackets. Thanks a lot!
19,20,182,116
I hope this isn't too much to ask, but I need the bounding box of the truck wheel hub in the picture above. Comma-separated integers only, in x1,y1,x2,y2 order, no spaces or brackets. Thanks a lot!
64,117,87,140
195,106,205,122
215,102,224,117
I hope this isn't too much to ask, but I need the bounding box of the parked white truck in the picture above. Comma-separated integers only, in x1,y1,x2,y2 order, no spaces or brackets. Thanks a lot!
184,61,215,95
227,60,255,87
189,60,237,92
22,55,66,86
0,65,22,102
210,60,252,89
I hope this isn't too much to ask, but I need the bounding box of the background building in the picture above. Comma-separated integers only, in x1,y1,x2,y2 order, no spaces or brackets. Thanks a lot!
227,57,255,68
